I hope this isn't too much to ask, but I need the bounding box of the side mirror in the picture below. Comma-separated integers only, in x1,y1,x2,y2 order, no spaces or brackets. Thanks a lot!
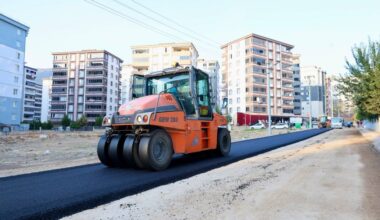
222,98,228,109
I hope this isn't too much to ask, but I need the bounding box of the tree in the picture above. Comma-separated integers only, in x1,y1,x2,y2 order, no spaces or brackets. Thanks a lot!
95,116,103,126
77,115,88,127
70,121,81,129
338,39,380,120
61,114,71,128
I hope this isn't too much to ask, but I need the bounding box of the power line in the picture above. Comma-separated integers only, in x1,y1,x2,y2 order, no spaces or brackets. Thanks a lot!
83,0,185,42
130,0,222,46
113,0,218,49
84,0,220,54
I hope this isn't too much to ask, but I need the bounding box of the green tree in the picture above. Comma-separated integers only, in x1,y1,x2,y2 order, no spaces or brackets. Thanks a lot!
70,121,81,129
61,114,71,128
338,39,380,120
77,115,88,127
215,106,222,115
95,116,103,126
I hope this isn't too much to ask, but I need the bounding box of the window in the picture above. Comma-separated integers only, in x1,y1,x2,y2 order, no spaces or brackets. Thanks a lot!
78,88,84,95
17,52,21,59
237,97,240,103
229,99,232,104
80,54,85,61
78,96,83,103
196,70,212,118
79,70,85,78
69,79,75,86
13,89,18,95
71,55,76,61
11,114,16,120
79,79,84,86
69,87,74,95
14,76,18,83
78,104,83,112
79,62,85,69
17,29,21,35
109,106,112,111
16,41,20,48
68,104,74,112
12,101,17,108
110,81,113,86
70,63,76,69
70,71,75,78
15,64,20,72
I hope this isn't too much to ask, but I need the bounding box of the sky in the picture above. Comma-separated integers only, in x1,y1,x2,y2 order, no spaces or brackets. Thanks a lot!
1,0,380,74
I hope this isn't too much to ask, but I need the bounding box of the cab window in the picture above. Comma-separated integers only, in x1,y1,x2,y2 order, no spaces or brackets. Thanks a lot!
196,70,212,118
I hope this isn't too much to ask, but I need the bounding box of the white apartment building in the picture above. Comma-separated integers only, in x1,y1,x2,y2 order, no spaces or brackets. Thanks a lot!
120,64,138,105
22,66,42,122
50,50,123,123
41,76,52,122
131,42,198,73
221,33,294,124
300,66,326,118
197,59,221,109
0,14,29,128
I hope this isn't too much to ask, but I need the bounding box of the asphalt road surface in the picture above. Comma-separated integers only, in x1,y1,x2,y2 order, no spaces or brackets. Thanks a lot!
0,128,329,220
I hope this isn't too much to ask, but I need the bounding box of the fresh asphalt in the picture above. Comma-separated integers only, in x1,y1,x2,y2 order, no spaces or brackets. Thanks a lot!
0,128,330,220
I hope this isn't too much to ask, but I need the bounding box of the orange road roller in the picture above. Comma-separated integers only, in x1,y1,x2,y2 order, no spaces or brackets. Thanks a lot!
97,66,231,171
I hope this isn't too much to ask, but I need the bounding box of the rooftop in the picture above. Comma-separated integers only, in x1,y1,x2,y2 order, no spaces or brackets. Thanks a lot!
221,33,294,49
52,49,124,63
131,42,198,55
0,13,29,33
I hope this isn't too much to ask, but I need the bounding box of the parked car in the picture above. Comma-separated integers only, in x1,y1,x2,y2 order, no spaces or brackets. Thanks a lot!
271,123,289,129
331,117,343,129
344,121,353,128
250,123,265,130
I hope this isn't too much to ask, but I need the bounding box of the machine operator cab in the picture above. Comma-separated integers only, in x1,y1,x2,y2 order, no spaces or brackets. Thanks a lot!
131,66,213,120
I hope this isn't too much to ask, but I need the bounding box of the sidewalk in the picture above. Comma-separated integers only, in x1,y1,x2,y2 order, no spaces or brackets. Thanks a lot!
359,128,380,153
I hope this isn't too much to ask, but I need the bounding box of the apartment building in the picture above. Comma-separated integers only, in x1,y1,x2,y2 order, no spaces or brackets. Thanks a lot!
0,14,29,128
120,64,138,105
131,42,198,73
292,54,301,115
41,76,52,122
197,59,220,109
300,66,326,118
50,50,123,124
22,66,42,122
221,33,294,124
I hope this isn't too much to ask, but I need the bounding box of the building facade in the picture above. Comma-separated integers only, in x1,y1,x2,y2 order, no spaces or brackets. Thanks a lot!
0,14,29,127
120,64,138,105
41,76,52,122
50,50,123,124
292,54,301,115
300,66,326,118
131,42,198,73
221,33,294,124
197,59,220,109
22,66,42,122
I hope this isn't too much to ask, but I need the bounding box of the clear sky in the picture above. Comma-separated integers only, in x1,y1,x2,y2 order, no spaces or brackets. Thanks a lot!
1,0,379,74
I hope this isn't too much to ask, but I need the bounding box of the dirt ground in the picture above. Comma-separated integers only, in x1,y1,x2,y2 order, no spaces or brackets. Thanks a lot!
64,129,380,220
0,126,301,177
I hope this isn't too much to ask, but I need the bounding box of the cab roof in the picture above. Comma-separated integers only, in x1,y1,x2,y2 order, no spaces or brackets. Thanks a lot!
144,66,192,78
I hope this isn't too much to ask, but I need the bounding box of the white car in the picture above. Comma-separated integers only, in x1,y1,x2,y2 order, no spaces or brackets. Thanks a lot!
331,117,343,129
271,123,289,129
250,123,265,130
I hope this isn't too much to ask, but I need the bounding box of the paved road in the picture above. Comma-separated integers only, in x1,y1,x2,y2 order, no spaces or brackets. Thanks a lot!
0,129,329,220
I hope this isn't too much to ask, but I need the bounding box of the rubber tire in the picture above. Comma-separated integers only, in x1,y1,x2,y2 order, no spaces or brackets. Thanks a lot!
216,128,231,156
108,135,126,167
139,130,173,171
97,135,113,167
123,135,145,169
